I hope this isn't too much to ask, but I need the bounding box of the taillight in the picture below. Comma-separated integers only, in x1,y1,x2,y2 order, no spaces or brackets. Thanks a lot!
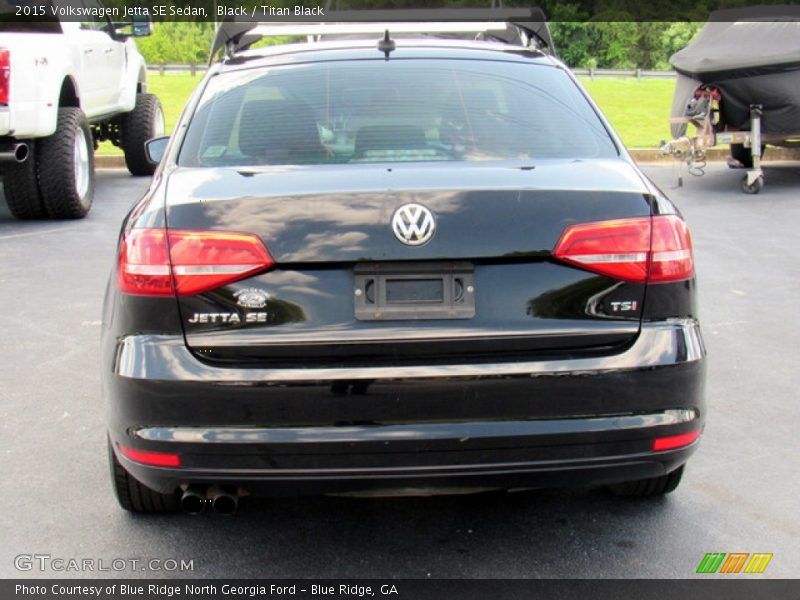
118,229,173,296
0,49,10,105
652,430,701,452
553,217,650,282
169,230,274,295
552,215,693,283
649,215,694,283
117,228,274,296
118,444,181,468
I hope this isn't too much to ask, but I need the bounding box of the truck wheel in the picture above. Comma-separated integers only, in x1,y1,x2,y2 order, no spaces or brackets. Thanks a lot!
121,93,164,176
2,144,47,219
608,465,684,498
108,439,180,514
37,107,95,219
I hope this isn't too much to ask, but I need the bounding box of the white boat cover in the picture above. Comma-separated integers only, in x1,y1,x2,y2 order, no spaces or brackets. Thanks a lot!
669,5,800,138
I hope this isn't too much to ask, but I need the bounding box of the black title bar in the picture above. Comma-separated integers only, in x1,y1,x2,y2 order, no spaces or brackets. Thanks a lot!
4,579,800,600
4,1,800,23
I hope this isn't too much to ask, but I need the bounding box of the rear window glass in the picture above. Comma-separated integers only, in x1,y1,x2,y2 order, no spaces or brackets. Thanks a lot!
178,58,617,167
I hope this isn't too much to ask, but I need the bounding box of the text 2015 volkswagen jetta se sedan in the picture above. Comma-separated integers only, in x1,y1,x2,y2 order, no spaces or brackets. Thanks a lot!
103,25,705,514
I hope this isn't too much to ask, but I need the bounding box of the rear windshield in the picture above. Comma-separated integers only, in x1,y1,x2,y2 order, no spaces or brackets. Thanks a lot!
178,58,618,167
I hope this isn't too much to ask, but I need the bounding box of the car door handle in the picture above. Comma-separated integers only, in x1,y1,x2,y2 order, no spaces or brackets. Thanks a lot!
105,48,114,54
84,49,93,55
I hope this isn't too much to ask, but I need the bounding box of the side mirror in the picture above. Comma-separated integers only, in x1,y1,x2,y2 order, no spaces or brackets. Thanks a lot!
145,136,169,165
131,15,153,37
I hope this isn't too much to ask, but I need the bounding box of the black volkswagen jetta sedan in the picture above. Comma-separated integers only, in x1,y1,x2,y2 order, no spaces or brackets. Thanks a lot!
103,25,705,514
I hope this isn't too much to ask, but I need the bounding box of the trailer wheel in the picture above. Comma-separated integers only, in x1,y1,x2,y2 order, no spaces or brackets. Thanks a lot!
741,174,764,194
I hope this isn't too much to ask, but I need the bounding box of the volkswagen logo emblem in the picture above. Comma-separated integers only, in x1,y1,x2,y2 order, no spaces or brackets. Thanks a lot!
391,203,435,246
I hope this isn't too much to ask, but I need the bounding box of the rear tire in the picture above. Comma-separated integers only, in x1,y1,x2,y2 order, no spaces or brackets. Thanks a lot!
121,93,164,176
108,439,180,514
2,143,47,220
609,465,684,498
37,107,95,219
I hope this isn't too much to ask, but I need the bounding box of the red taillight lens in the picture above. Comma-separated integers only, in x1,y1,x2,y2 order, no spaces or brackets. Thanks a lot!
0,49,10,105
118,444,181,468
118,229,173,296
553,217,650,282
652,430,701,452
649,215,694,283
117,228,274,296
168,230,274,295
552,215,694,283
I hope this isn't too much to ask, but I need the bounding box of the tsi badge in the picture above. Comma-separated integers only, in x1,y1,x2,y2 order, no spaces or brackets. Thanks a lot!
392,203,435,246
610,300,638,312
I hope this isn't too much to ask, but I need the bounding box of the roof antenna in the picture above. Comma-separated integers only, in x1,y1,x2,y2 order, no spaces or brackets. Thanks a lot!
377,29,395,60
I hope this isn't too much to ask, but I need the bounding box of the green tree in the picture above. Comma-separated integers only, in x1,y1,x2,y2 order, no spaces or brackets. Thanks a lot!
136,22,215,64
658,22,703,68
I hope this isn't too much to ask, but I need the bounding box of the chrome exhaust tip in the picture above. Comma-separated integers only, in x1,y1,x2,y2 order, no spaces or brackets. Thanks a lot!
209,486,239,516
14,142,29,163
179,485,207,515
0,142,29,164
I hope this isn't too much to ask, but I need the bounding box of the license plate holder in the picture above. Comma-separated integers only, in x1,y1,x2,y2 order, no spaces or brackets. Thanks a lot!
354,262,475,320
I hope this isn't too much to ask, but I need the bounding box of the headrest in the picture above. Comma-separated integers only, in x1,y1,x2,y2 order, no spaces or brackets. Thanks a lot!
238,99,322,162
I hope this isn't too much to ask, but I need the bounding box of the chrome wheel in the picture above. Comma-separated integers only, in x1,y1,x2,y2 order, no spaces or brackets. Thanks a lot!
153,105,165,138
74,130,90,201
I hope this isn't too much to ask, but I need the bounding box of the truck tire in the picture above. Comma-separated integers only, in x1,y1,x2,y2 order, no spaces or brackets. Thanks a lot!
37,107,95,219
2,144,47,220
120,93,164,176
108,439,180,514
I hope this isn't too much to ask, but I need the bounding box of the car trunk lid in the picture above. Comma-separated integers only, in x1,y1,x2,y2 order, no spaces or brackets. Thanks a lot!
164,160,653,365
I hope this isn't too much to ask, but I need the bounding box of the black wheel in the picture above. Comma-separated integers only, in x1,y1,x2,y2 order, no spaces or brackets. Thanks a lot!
729,143,764,169
37,107,95,219
741,174,764,195
609,465,684,498
2,142,47,219
108,439,180,514
120,93,165,176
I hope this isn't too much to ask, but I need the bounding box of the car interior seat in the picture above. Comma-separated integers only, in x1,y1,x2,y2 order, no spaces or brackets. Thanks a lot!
238,99,325,164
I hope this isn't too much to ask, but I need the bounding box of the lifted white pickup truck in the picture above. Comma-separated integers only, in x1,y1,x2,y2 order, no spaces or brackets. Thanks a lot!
0,9,163,219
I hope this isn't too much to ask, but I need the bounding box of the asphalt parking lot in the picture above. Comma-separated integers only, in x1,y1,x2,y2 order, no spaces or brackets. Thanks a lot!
1,163,798,579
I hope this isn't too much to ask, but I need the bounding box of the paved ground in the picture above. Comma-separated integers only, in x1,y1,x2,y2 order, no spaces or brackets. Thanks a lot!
0,164,798,579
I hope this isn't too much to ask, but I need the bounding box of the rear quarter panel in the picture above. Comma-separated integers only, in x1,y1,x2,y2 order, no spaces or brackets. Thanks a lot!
0,32,72,137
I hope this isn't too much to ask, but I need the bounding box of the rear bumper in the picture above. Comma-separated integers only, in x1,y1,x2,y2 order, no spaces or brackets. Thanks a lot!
105,319,705,496
116,415,701,497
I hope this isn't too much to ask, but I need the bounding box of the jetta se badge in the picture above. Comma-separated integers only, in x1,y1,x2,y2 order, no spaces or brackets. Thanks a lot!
391,203,435,246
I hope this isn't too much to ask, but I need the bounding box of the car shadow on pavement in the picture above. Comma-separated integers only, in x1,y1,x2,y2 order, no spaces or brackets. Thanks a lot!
113,487,680,578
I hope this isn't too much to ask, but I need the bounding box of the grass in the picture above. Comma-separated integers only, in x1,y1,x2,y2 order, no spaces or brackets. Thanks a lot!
579,78,677,148
97,73,200,156
98,73,677,155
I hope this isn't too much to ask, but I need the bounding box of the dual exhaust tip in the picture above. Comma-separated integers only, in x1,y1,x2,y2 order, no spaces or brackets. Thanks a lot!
0,142,29,164
180,485,239,516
